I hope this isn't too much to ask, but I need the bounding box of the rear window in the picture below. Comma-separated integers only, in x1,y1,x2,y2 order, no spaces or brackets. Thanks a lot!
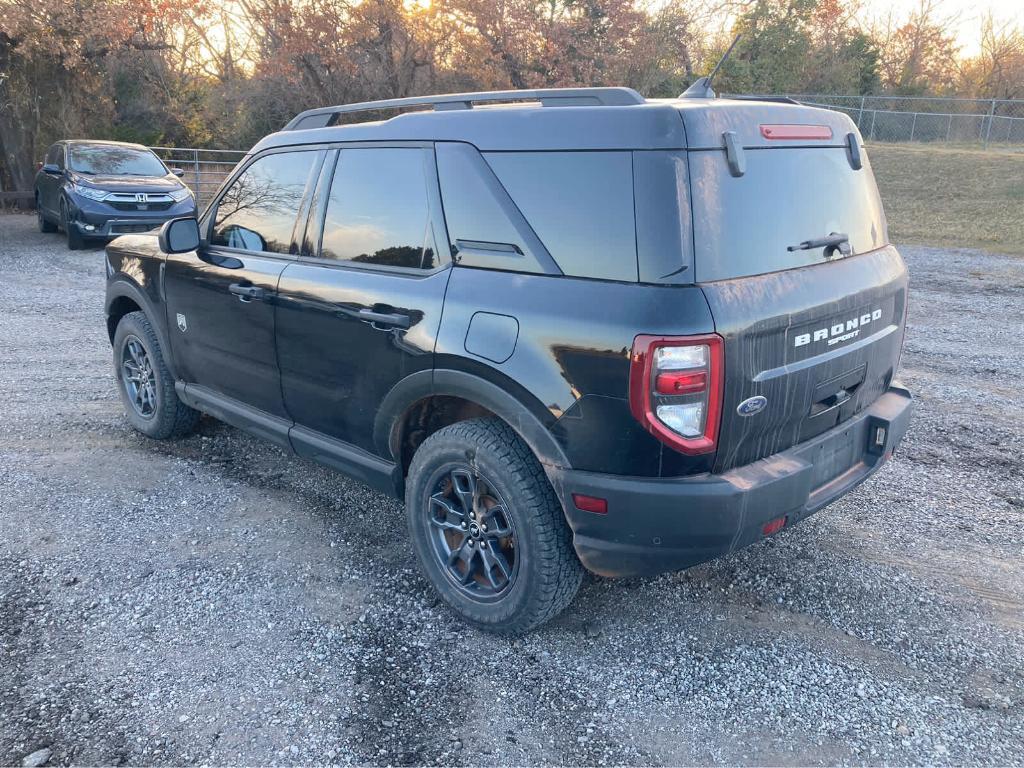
484,151,638,282
688,148,888,282
320,148,436,270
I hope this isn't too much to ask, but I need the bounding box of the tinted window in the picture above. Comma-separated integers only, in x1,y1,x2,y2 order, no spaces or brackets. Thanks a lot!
320,148,434,270
45,146,61,166
435,142,551,275
689,148,888,282
633,150,694,284
212,151,318,254
484,151,638,282
68,144,166,176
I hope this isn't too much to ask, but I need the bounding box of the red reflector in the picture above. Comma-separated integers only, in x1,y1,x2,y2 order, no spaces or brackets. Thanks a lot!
760,124,833,140
655,370,707,395
572,494,608,515
762,516,787,536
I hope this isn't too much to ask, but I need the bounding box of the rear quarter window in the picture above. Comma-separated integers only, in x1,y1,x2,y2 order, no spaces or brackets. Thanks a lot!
484,151,638,282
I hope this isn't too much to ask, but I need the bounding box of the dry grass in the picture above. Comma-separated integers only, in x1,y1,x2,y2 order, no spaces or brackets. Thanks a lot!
868,143,1024,256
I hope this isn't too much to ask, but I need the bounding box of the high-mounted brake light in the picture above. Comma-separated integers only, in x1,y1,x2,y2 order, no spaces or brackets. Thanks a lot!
628,334,724,455
760,124,833,141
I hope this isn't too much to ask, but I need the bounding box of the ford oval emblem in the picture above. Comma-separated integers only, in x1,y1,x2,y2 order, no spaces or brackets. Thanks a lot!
737,395,768,417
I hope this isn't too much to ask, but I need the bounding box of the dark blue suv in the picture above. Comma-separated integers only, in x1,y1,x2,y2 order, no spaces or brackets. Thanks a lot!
35,140,197,250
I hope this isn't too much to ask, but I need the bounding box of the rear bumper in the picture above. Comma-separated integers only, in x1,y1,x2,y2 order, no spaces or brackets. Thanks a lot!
550,384,913,578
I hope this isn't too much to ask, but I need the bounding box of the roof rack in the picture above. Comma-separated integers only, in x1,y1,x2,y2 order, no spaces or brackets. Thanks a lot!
282,87,646,131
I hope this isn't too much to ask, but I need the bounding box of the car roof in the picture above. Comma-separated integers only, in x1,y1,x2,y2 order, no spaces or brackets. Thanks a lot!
60,140,151,151
252,87,857,154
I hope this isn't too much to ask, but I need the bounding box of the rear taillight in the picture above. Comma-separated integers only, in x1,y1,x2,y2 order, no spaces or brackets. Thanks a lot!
628,334,723,455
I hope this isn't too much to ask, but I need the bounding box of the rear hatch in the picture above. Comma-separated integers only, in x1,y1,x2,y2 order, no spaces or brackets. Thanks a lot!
678,100,908,472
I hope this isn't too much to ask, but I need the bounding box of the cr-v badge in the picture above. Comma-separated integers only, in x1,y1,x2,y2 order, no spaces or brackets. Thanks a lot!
737,395,767,416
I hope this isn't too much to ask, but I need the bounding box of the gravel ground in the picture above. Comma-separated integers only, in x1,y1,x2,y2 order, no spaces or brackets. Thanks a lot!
1,212,1022,767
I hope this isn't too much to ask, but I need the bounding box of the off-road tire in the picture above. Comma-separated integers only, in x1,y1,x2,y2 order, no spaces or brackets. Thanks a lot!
113,311,199,440
406,417,583,634
36,196,57,233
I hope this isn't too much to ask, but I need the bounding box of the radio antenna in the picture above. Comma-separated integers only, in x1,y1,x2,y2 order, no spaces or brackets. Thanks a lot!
679,34,742,99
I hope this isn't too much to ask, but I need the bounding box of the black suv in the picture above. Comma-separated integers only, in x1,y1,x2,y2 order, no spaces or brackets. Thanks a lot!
104,88,912,633
35,140,197,249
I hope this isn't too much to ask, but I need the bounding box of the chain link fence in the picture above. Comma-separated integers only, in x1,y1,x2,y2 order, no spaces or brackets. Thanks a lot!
741,95,1024,148
147,146,248,207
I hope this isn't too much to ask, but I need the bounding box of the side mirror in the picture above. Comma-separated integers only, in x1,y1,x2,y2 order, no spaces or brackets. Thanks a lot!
171,167,185,177
158,217,201,254
42,163,61,175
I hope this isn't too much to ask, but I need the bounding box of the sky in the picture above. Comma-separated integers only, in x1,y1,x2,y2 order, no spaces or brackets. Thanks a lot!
860,0,1024,57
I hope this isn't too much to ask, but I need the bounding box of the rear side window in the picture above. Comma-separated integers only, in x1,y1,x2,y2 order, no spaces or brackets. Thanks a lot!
689,148,888,282
435,142,553,275
484,152,638,282
319,148,435,270
212,151,318,254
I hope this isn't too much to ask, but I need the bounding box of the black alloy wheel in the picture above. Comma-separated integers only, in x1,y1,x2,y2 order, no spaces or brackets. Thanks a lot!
426,465,519,599
112,311,199,440
405,417,583,634
120,334,158,419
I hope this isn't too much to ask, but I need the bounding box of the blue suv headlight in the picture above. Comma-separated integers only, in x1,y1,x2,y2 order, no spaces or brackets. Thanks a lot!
72,183,108,201
169,186,194,203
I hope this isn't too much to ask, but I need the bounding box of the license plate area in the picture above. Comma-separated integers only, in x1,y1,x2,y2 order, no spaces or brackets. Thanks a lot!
806,423,860,491
111,223,157,234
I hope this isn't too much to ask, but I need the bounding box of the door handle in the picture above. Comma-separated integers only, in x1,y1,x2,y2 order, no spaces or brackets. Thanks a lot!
338,306,411,329
229,283,266,301
811,387,852,417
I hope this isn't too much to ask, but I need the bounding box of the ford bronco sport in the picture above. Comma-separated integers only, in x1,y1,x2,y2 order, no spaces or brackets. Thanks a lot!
104,87,912,634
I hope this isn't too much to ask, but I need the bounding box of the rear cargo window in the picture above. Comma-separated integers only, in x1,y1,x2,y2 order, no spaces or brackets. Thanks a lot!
688,148,887,282
484,151,638,282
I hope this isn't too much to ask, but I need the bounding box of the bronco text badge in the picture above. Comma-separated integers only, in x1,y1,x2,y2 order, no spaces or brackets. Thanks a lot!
794,308,883,348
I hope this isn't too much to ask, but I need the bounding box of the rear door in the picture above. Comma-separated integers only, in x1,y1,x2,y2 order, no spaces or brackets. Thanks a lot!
164,148,324,420
275,145,451,457
38,145,63,217
681,107,908,472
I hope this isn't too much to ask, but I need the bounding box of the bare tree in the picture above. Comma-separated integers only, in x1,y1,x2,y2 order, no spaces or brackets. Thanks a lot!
871,0,959,94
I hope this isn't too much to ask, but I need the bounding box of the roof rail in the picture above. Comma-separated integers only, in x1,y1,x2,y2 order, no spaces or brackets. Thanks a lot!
282,87,646,131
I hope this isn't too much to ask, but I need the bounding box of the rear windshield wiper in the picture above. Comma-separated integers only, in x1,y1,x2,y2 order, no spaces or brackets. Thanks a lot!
787,232,851,258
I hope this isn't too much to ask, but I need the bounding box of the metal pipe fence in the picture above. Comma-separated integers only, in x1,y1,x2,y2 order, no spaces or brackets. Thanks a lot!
147,146,248,207
733,94,1024,149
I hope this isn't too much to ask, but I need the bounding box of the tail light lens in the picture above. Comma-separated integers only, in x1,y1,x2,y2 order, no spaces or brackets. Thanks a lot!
629,334,724,455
